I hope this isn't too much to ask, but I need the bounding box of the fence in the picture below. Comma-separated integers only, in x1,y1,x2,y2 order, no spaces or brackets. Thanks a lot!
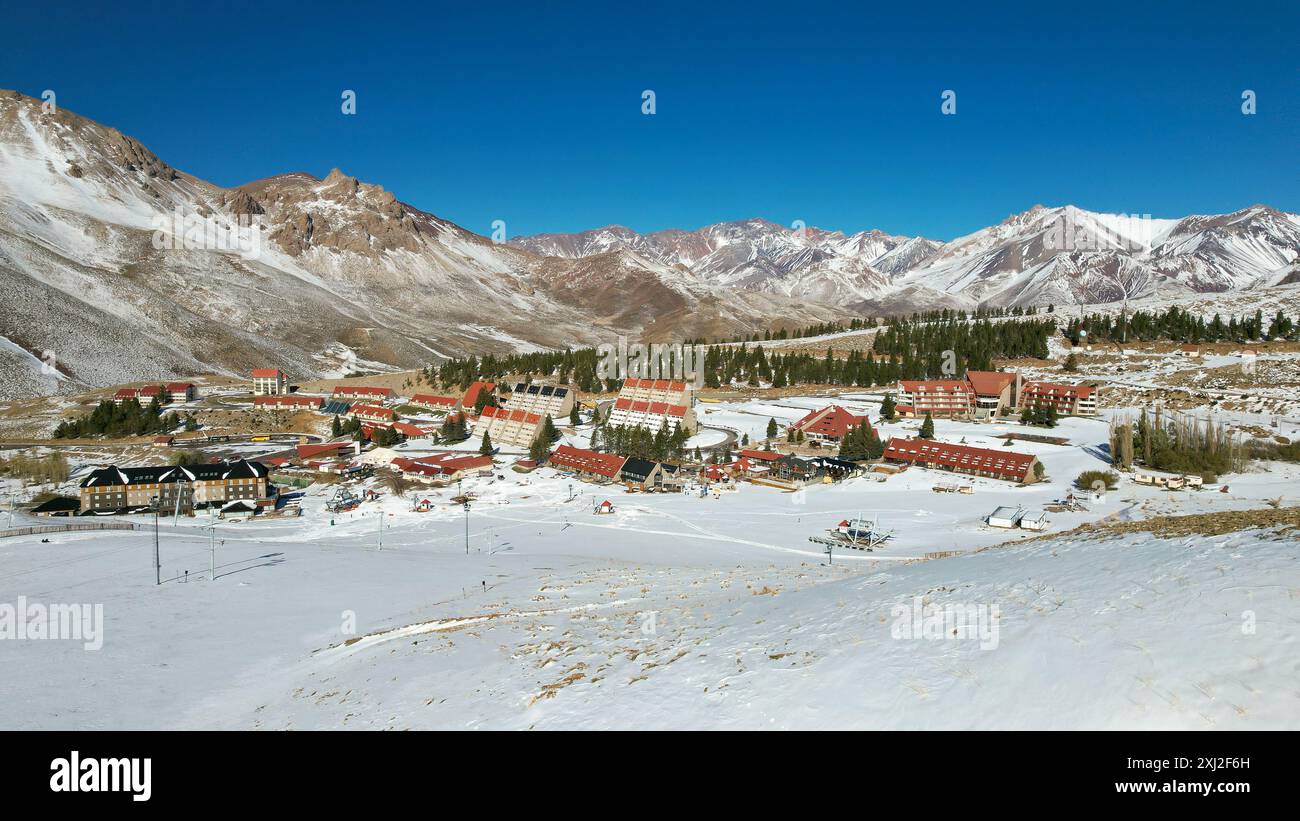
0,522,138,539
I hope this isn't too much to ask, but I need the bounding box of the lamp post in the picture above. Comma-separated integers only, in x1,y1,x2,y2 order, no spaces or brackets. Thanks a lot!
150,495,160,585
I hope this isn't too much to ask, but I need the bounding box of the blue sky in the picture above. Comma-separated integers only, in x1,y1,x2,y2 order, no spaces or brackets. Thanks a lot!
3,1,1296,240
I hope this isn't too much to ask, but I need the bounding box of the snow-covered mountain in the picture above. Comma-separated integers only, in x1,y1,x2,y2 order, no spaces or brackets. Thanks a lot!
516,203,1300,313
0,90,851,396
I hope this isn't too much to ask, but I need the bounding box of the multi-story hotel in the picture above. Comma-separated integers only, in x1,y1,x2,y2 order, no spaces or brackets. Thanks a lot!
896,379,976,418
79,459,271,514
1020,381,1098,415
606,377,697,434
478,405,546,448
504,382,575,419
251,369,289,396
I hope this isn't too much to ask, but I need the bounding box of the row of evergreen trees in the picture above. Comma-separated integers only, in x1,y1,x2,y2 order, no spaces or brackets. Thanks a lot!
53,398,180,439
590,420,691,463
1065,306,1297,345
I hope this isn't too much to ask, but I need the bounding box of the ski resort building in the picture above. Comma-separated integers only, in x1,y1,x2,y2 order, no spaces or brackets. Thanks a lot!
965,370,1022,416
461,381,498,411
547,445,627,482
896,379,977,418
882,437,1040,484
113,388,139,405
410,394,460,413
253,395,323,412
392,454,494,482
1020,381,1098,415
251,369,289,396
788,405,871,445
166,382,197,402
504,382,575,419
348,404,395,424
78,459,270,514
606,378,697,434
478,405,547,448
618,457,684,492
332,385,394,402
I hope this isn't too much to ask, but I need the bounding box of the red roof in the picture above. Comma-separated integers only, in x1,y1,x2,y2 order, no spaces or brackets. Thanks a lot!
612,397,687,417
882,437,1036,480
139,385,162,396
297,442,352,459
114,388,138,399
739,449,783,461
481,405,542,425
791,405,870,439
461,381,497,408
411,393,459,408
965,370,1015,397
1022,381,1095,400
548,445,626,478
899,379,974,394
623,377,688,393
251,368,285,379
166,382,194,392
393,453,493,477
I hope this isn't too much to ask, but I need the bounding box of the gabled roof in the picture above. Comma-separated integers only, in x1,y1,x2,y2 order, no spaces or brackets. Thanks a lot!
332,385,393,397
899,379,974,393
739,449,783,461
461,381,496,408
791,405,870,438
251,368,286,378
622,377,689,393
1022,381,1095,399
411,393,459,407
549,445,626,478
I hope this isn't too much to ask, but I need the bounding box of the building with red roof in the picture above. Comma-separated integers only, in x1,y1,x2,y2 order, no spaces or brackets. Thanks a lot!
113,388,139,405
896,379,976,418
166,382,197,402
789,405,871,445
391,453,494,482
547,445,627,482
348,404,395,424
332,385,394,402
461,381,498,411
254,394,323,412
882,437,1040,483
1021,381,1097,415
410,393,460,413
297,441,357,460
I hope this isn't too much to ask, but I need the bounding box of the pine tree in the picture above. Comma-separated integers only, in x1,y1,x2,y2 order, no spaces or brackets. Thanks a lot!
880,393,896,420
479,431,494,455
766,417,778,440
918,412,935,439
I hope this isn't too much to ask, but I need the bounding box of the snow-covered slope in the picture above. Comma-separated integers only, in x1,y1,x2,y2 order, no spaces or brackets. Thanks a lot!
0,90,853,397
517,203,1300,312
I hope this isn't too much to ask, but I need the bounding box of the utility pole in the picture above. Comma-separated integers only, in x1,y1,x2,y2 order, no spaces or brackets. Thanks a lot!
377,506,383,551
209,505,216,582
151,495,160,586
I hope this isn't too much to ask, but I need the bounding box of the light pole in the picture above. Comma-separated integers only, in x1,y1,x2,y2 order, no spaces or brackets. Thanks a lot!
209,505,216,581
150,495,160,585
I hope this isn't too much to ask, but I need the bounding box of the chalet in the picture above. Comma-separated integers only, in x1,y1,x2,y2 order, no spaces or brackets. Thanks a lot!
332,385,394,402
738,449,784,464
505,382,575,419
391,453,494,483
461,381,498,412
479,405,546,448
348,403,395,424
882,437,1040,484
606,377,698,434
78,459,270,515
789,405,871,445
1020,381,1098,415
152,435,174,447
548,444,626,483
619,457,678,491
251,369,289,396
410,394,460,413
254,394,323,412
166,382,197,402
1179,344,1202,358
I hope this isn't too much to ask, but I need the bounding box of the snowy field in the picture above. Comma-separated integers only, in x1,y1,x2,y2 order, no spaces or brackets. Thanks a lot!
1,393,1298,730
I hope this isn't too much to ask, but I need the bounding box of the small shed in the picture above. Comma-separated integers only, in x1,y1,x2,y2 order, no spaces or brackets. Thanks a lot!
987,506,1024,529
1020,511,1049,531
